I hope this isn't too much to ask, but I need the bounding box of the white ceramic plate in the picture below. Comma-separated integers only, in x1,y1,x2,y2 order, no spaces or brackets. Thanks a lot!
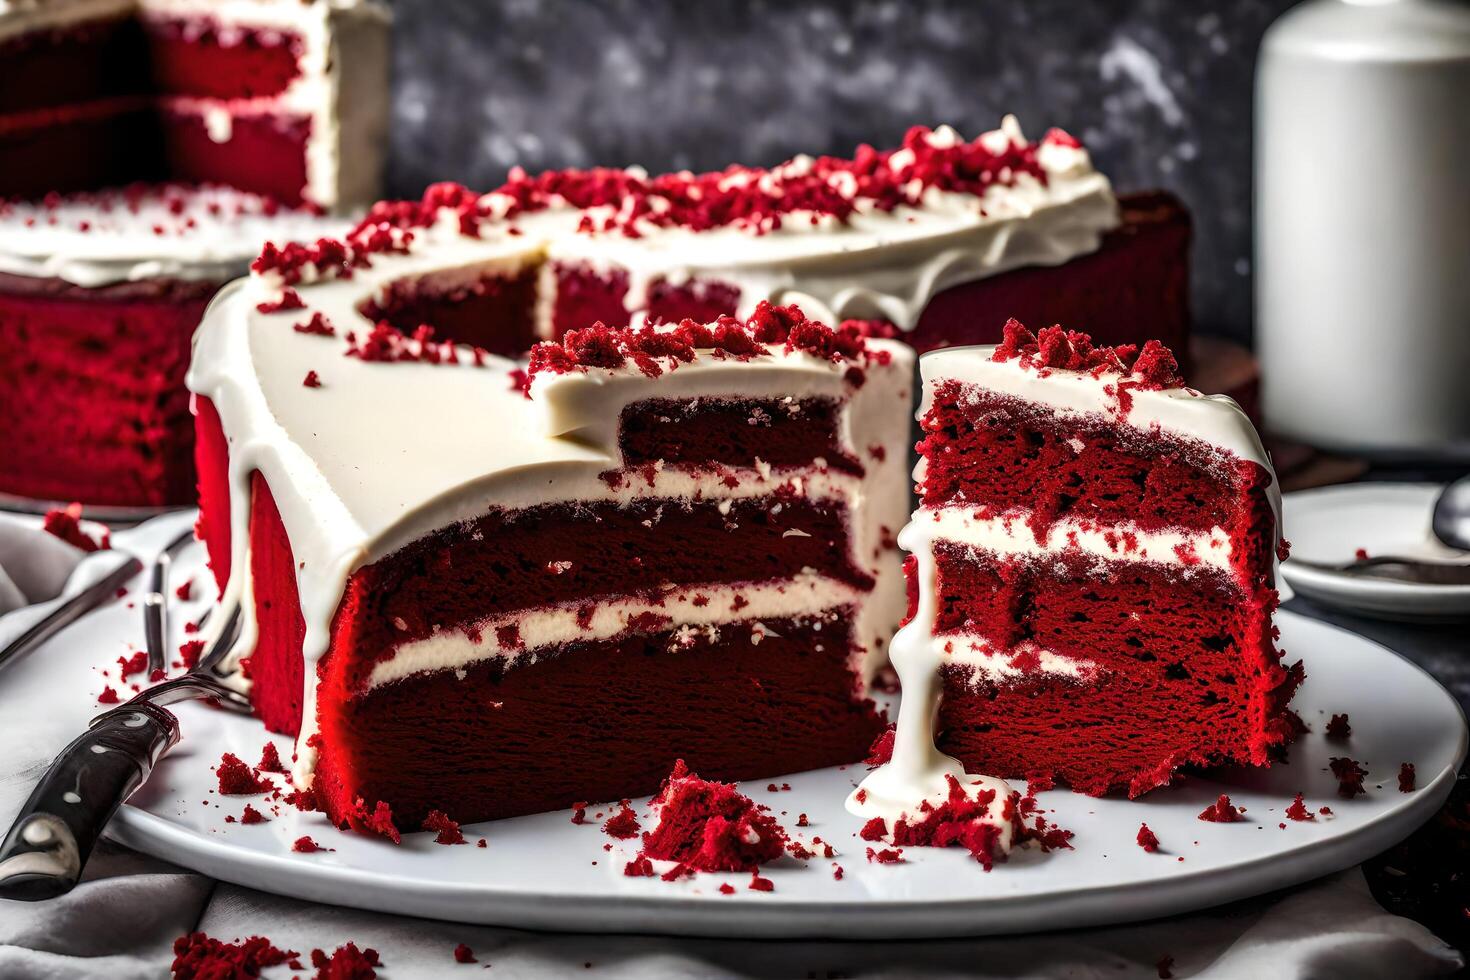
2,522,1465,940
0,490,185,525
1281,483,1470,622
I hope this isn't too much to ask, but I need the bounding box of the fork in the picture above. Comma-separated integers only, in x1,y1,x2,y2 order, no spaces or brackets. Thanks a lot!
0,563,249,900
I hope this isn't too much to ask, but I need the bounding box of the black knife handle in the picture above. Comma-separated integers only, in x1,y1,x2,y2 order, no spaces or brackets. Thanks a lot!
0,700,179,900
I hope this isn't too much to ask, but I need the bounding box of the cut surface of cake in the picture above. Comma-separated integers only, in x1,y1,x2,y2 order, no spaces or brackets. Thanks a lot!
0,0,388,508
854,322,1297,817
188,289,913,830
0,0,390,207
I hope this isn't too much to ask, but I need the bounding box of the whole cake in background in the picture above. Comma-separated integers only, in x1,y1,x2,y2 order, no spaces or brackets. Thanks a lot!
0,0,390,508
190,294,913,829
855,321,1297,829
252,116,1189,363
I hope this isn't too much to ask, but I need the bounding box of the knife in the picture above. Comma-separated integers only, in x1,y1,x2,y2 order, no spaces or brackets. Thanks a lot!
0,604,247,900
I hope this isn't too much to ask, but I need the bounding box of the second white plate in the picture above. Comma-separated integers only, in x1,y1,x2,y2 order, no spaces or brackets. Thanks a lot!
1281,483,1470,622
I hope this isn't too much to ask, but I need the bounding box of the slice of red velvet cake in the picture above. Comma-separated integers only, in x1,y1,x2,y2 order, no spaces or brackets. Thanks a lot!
855,322,1298,820
188,288,913,831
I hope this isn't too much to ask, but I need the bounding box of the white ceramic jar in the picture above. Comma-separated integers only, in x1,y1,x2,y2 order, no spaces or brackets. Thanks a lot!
1256,0,1470,459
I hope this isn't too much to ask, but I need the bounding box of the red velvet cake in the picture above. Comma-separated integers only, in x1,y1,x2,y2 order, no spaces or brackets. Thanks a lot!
233,116,1188,361
188,285,914,829
854,322,1297,824
0,0,389,508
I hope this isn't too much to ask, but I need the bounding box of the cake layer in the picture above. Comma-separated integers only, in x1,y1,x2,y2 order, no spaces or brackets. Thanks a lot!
546,262,745,342
935,543,1291,797
359,266,541,357
0,101,160,200
156,104,312,206
917,382,1271,545
311,611,885,828
0,11,147,116
930,545,1253,672
0,270,213,505
330,492,871,686
142,15,304,100
618,397,857,473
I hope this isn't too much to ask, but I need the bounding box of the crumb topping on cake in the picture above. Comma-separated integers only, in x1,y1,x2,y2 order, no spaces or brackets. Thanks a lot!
991,319,1183,390
248,121,1094,286
526,301,882,387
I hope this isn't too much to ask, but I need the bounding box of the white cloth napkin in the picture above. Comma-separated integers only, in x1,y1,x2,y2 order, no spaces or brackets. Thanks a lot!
0,514,87,618
0,516,1462,979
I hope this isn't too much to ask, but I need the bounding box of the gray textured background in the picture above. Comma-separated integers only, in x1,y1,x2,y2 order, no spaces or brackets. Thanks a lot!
383,0,1299,345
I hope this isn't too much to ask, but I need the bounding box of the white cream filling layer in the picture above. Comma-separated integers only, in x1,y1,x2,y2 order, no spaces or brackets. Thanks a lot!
911,506,1236,575
365,572,866,691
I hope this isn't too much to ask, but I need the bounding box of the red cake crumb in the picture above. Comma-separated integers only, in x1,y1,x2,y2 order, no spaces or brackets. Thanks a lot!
292,836,323,853
285,788,320,813
637,760,789,873
748,873,775,892
1354,548,1370,560
42,503,109,552
859,817,887,841
303,371,323,388
239,804,268,825
571,802,589,825
422,810,467,845
310,942,380,980
179,639,206,669
295,312,337,336
832,865,845,880
453,943,476,964
117,650,148,679
258,742,288,774
170,932,296,979
865,725,896,767
623,856,656,877
719,882,736,895
1137,824,1162,853
256,287,306,314
477,838,487,848
216,753,272,795
796,813,809,827
96,685,121,705
1285,793,1315,821
354,799,401,844
175,578,194,601
1197,795,1246,823
1330,757,1369,798
1326,714,1352,740
1157,954,1176,979
1319,806,1334,816
1399,763,1416,793
602,804,641,840
866,847,904,864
